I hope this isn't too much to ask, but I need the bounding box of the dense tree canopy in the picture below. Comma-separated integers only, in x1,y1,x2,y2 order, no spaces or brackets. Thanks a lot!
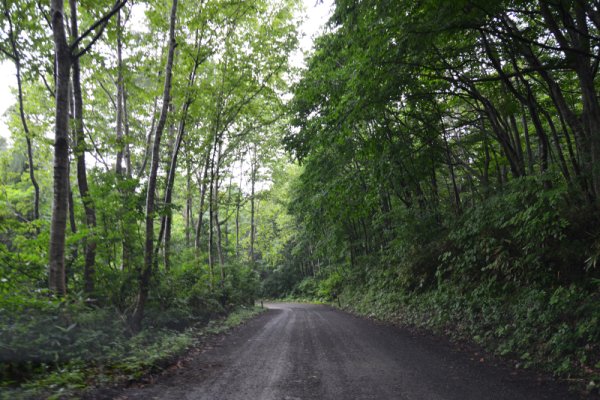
274,0,600,384
1,0,600,397
0,0,300,394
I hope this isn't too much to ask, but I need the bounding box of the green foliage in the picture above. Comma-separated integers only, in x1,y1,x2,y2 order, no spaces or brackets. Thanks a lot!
282,177,600,382
0,0,301,396
221,262,260,307
440,176,585,286
293,276,318,298
316,270,343,300
0,287,265,399
261,265,302,298
279,0,600,383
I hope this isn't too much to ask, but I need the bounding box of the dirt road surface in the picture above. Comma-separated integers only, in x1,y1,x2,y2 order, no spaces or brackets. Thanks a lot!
114,303,584,400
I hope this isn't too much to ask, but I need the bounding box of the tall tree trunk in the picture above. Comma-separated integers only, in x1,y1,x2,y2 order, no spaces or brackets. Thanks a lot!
115,8,124,176
207,136,218,287
215,209,225,280
67,163,78,284
70,0,98,295
185,151,192,247
164,213,172,271
236,155,243,259
518,78,550,176
539,1,600,200
115,7,133,271
224,174,233,248
155,37,203,267
123,87,132,176
195,151,211,251
481,33,546,176
213,140,225,272
521,111,535,175
155,107,192,266
508,114,525,175
442,128,461,214
4,7,40,221
469,87,523,178
249,144,257,263
541,108,571,182
137,95,159,178
49,0,72,296
131,0,178,332
207,159,215,288
153,106,175,271
514,34,588,176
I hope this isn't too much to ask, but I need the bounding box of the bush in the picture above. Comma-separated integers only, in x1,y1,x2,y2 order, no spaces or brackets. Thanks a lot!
317,270,343,300
439,177,584,287
293,276,318,298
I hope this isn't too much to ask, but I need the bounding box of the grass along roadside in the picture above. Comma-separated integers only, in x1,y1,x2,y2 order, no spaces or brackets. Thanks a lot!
1,305,266,400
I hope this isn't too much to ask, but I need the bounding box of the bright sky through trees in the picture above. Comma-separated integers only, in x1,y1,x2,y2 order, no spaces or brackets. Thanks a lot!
0,0,332,138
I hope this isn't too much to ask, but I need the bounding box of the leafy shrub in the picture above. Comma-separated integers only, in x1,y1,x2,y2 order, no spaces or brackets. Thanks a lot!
317,270,343,300
293,276,318,298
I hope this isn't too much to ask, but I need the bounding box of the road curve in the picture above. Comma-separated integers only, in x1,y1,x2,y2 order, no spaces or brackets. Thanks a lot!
116,302,582,400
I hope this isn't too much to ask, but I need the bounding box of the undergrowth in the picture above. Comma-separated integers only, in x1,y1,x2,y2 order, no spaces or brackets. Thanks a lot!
338,281,600,387
0,304,264,400
283,178,600,393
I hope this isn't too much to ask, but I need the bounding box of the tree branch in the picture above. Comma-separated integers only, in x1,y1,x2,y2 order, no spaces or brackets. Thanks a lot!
70,0,127,59
39,71,55,98
36,2,52,29
0,44,15,61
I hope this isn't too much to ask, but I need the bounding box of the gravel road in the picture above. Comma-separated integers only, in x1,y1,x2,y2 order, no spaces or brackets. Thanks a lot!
114,302,584,400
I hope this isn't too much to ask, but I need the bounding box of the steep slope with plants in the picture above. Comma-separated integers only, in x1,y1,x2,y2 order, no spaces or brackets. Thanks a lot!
273,0,600,390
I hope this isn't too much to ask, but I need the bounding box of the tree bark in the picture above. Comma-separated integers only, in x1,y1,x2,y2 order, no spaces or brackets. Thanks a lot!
155,44,203,268
137,95,159,178
224,174,233,248
207,136,217,286
249,144,257,263
49,0,72,296
123,87,132,176
115,10,134,270
213,139,225,271
67,163,78,283
236,154,243,259
539,1,600,199
115,8,124,176
185,152,192,247
164,211,172,271
4,7,40,221
70,0,98,295
195,151,211,251
131,0,178,332
521,111,534,175
508,114,525,175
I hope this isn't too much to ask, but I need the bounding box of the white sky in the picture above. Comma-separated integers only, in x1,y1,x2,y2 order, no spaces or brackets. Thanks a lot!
294,0,332,67
0,61,17,140
0,0,333,140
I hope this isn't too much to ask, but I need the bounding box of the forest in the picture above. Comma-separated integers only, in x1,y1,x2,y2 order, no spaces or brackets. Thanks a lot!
1,0,600,398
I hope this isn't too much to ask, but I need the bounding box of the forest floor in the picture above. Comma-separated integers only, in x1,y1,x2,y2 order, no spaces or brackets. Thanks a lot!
92,302,591,400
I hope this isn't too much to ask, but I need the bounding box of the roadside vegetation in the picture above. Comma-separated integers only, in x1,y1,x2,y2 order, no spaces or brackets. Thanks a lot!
262,0,600,392
1,303,264,400
2,0,600,397
0,0,297,397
